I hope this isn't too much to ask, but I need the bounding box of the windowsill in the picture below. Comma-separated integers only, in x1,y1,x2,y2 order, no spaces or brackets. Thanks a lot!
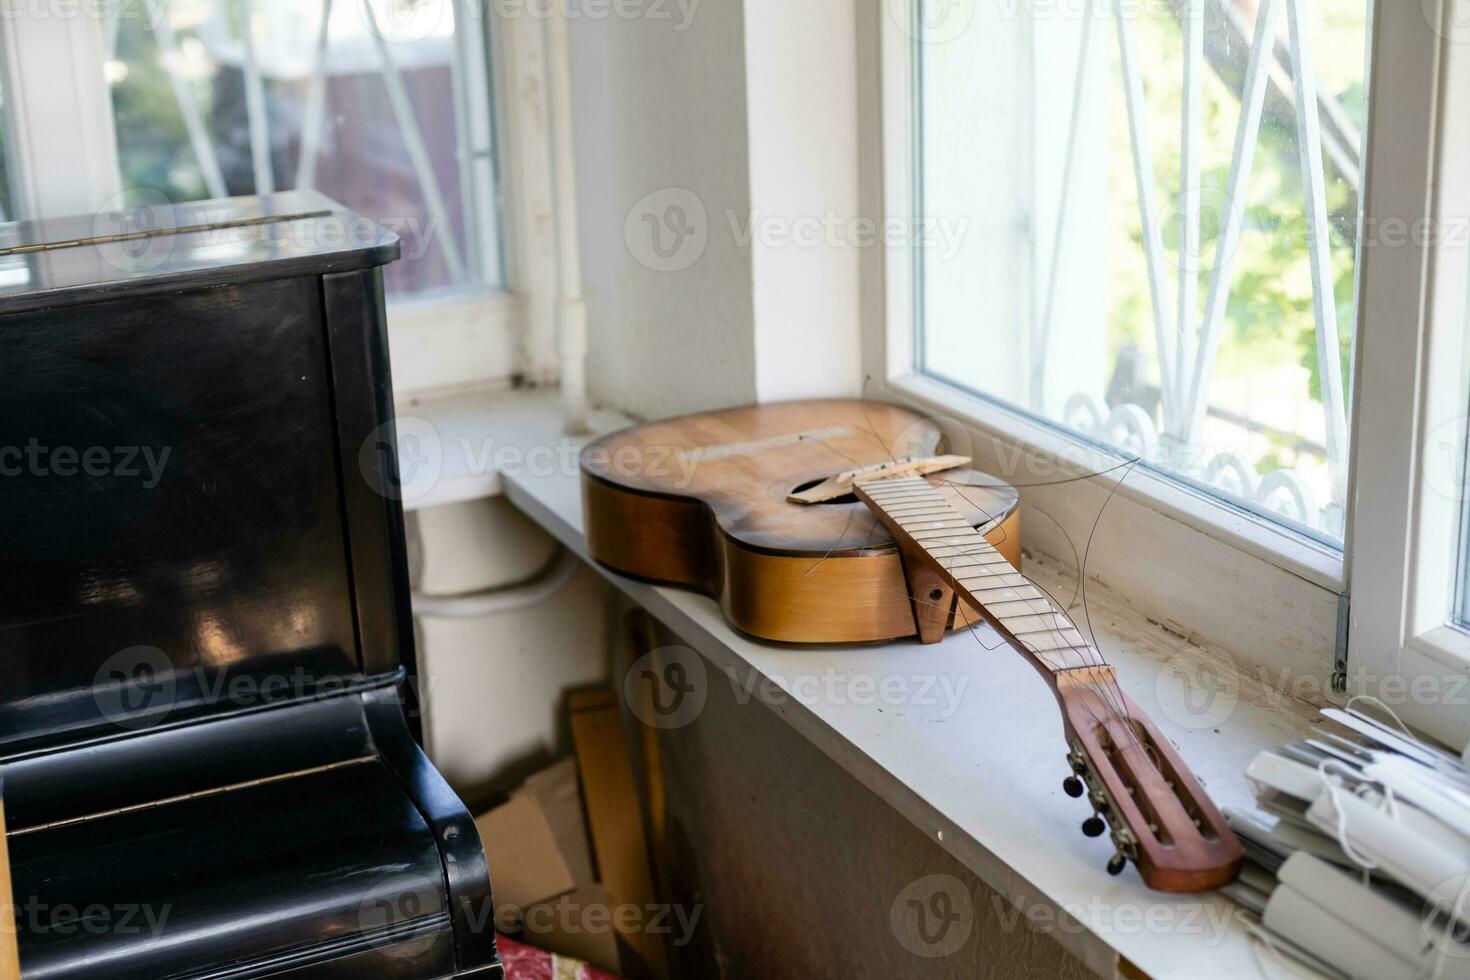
394,385,629,511
402,385,1325,979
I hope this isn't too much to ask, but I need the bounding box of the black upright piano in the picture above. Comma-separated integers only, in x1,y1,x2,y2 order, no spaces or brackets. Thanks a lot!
0,193,503,979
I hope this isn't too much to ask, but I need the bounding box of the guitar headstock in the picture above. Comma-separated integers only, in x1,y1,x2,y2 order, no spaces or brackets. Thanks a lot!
1055,671,1242,893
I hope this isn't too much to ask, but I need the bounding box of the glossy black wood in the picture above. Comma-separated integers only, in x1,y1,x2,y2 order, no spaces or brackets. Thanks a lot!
0,194,501,979
0,274,361,750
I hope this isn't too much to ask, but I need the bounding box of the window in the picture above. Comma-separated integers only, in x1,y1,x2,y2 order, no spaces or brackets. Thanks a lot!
880,1,1470,739
908,0,1369,545
103,0,502,299
0,0,562,395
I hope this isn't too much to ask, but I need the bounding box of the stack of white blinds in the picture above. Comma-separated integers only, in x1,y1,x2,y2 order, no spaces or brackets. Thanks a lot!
1225,702,1470,979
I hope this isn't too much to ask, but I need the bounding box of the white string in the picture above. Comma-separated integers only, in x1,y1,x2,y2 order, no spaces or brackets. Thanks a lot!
1427,873,1470,980
1246,919,1303,980
1345,694,1414,738
1315,759,1400,875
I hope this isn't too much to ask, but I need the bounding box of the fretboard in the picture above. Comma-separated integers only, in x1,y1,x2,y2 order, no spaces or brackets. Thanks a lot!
854,476,1103,676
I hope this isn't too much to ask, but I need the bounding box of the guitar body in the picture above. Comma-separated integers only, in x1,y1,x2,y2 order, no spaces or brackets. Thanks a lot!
581,400,1020,643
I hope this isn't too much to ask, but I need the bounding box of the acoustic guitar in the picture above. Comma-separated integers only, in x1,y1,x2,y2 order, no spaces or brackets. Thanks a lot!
582,399,1242,893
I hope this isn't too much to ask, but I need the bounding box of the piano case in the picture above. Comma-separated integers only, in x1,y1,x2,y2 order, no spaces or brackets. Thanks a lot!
0,193,503,979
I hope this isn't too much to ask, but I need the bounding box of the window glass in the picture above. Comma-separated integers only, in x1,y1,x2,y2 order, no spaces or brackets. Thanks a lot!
106,0,500,298
914,0,1369,544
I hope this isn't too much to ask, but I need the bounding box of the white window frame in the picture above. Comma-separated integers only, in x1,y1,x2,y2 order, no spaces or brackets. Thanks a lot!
1348,0,1470,748
0,0,574,399
862,0,1470,741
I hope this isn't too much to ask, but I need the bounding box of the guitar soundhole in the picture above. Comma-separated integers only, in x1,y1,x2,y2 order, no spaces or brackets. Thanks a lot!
788,478,857,505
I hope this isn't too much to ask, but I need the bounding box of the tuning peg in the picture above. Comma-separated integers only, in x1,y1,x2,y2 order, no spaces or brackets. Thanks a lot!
1106,853,1127,876
1062,776,1084,798
1082,816,1106,838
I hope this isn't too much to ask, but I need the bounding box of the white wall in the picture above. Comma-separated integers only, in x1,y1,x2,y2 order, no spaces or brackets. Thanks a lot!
569,1,760,420
412,497,612,808
568,0,864,419
743,0,863,403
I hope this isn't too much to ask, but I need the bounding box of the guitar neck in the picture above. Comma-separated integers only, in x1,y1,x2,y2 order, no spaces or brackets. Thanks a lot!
854,475,1107,682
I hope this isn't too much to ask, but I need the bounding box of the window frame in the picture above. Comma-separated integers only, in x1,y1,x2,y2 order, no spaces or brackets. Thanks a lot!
0,0,566,398
1347,0,1470,748
863,0,1470,736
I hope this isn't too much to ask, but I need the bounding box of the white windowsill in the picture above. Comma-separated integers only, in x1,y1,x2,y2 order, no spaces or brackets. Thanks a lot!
400,386,1324,979
394,385,629,511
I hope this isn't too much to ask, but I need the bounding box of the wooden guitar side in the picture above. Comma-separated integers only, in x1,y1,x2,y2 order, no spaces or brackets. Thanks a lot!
581,400,1021,644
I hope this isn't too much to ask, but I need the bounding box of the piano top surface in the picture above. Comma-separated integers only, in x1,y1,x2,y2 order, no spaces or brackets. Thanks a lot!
0,190,399,316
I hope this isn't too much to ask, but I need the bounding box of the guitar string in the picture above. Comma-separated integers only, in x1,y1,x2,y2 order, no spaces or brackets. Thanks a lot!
1078,457,1140,697
883,476,1141,741
931,466,1144,728
919,499,1131,726
799,417,1087,681
1052,460,1147,735
924,476,1104,664
853,470,1157,830
861,481,1084,677
861,476,1078,677
1024,570,1145,752
1018,502,1083,609
828,404,1173,835
810,406,1143,742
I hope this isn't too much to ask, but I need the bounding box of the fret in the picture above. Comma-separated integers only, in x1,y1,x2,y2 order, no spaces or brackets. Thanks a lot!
912,530,980,544
952,568,1014,590
927,546,1000,561
909,518,974,530
865,493,943,506
1002,612,1076,635
936,554,1011,570
1014,628,1088,652
990,573,1032,589
917,532,983,545
882,514,952,528
903,519,973,532
859,479,932,494
982,598,1057,618
966,583,1043,605
882,500,951,511
861,482,940,496
860,480,1105,674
